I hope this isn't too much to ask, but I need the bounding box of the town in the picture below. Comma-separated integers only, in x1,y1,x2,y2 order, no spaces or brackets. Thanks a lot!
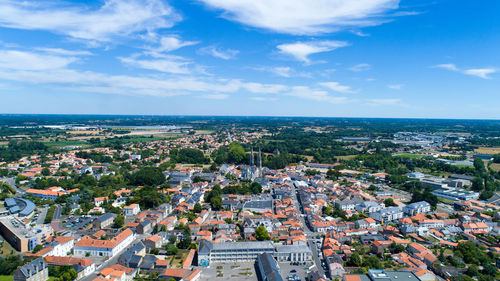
0,117,498,281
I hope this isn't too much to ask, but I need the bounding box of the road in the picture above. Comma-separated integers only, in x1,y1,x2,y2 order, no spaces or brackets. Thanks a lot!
37,207,48,224
290,183,327,279
0,177,25,195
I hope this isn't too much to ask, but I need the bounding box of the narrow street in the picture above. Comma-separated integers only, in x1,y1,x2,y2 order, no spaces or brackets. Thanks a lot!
290,183,327,279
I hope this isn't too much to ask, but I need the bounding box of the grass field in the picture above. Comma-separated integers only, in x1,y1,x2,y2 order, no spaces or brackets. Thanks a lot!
490,163,500,172
474,147,500,155
335,155,357,160
0,241,17,256
393,153,426,159
0,275,13,281
170,251,189,268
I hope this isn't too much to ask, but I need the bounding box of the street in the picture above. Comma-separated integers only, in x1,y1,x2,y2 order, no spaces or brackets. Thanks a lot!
290,183,327,279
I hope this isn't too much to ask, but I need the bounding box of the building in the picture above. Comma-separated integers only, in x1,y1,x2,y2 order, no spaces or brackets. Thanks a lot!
274,245,313,262
403,201,431,216
74,228,135,257
242,199,273,213
256,253,283,281
5,198,35,217
93,213,117,230
432,188,479,201
198,241,312,265
44,256,95,279
0,217,53,252
14,258,48,281
371,207,404,223
123,204,141,216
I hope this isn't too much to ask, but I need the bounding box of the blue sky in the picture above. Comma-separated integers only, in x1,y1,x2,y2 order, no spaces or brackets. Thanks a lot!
0,0,498,118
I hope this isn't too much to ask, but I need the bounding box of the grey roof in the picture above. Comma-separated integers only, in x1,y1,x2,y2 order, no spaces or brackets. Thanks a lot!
97,213,116,223
243,199,272,210
198,240,214,255
139,255,157,270
275,244,311,254
17,258,46,278
404,201,430,209
203,241,274,252
368,270,419,281
257,253,283,281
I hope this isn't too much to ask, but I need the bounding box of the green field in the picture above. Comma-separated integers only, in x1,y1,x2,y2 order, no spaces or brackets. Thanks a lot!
393,153,427,159
0,275,13,281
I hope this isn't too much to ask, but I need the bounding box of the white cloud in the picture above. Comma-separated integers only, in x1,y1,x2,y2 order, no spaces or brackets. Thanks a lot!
119,54,192,74
250,97,278,101
277,40,349,63
270,66,292,77
463,68,496,79
367,98,401,106
349,63,371,72
434,64,458,71
0,50,77,70
319,82,354,93
35,47,92,56
198,0,400,35
242,82,288,94
199,45,239,60
149,36,198,53
287,86,349,104
0,48,291,98
387,84,403,90
0,0,180,42
200,93,229,99
434,63,496,79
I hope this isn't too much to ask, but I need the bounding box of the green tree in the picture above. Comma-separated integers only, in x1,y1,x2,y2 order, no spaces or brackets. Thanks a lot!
228,142,246,163
32,244,44,253
349,252,362,267
130,167,166,186
113,215,124,228
193,203,202,213
384,198,397,207
210,196,222,210
41,168,51,176
255,225,270,241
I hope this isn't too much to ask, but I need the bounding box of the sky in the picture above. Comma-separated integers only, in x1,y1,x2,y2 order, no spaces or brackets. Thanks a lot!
0,0,498,119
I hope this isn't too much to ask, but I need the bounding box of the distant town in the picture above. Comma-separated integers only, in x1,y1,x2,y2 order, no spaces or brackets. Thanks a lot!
0,116,498,281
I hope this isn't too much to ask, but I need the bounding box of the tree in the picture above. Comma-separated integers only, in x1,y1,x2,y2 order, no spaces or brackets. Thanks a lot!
166,244,178,255
471,177,484,191
348,252,362,267
130,167,166,186
177,230,192,249
168,235,177,245
193,203,202,213
32,244,44,253
466,265,479,277
41,168,51,176
362,256,382,269
210,196,222,210
113,215,124,228
255,225,270,241
384,198,396,207
228,142,246,164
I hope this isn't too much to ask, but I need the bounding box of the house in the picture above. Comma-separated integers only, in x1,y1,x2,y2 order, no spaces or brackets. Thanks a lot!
74,228,135,257
462,222,489,234
355,218,377,229
256,253,283,281
44,256,95,279
94,197,108,207
123,204,141,216
355,201,385,214
371,207,404,223
14,258,48,281
93,213,117,230
143,234,165,250
336,197,364,211
98,264,137,281
136,220,152,234
403,201,431,216
160,268,201,281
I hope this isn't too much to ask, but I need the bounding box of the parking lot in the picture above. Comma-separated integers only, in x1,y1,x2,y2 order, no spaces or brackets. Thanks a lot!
279,261,313,281
199,262,258,281
63,215,95,230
